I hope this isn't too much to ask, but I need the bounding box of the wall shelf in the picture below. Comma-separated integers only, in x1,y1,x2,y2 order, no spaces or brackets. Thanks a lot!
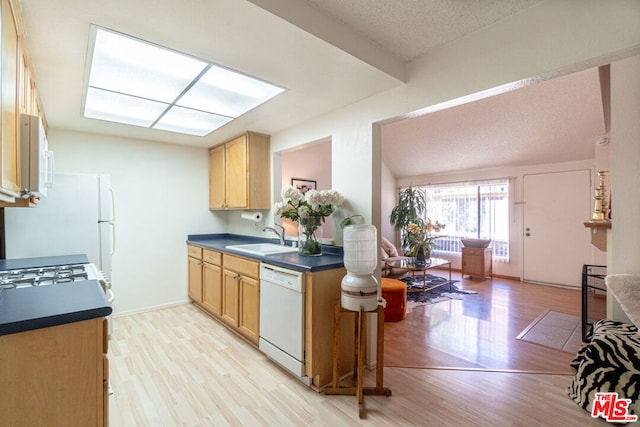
584,221,611,251
583,221,611,229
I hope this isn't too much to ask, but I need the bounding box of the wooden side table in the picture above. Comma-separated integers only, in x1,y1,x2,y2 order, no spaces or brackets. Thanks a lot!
323,302,391,418
461,247,492,279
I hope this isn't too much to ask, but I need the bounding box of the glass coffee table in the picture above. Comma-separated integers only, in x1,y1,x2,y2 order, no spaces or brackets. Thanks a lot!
385,257,453,298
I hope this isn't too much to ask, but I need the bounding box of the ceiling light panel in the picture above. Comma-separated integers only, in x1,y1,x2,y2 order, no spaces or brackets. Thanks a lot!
154,106,233,136
89,28,207,103
178,66,285,117
84,87,168,127
84,26,285,136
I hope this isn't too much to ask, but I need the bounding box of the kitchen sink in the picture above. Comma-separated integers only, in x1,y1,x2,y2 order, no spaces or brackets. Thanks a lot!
225,243,298,256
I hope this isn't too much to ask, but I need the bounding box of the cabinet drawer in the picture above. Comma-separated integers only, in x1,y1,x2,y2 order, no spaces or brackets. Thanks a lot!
203,249,222,266
223,254,260,278
462,247,483,256
187,245,203,259
464,257,482,272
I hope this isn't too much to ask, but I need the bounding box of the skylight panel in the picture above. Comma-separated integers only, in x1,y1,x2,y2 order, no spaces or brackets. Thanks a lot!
84,26,284,136
84,87,168,127
89,29,207,103
154,106,233,136
178,66,285,116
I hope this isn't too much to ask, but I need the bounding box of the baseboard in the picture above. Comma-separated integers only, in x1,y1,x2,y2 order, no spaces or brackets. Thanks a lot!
449,267,520,282
112,299,191,318
491,273,521,281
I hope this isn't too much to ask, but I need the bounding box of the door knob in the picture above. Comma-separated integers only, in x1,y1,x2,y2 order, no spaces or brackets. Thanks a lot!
525,232,531,237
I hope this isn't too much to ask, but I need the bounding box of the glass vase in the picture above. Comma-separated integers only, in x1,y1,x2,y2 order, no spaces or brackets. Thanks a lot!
416,247,427,267
298,217,323,256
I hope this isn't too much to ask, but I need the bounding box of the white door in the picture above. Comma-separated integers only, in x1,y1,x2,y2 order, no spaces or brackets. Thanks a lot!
523,170,592,287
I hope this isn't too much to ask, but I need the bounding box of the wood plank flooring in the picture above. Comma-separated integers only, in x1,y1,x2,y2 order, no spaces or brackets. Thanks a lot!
109,274,607,426
384,272,607,374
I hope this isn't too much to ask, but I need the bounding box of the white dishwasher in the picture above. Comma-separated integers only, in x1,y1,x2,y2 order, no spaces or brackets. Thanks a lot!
259,263,311,385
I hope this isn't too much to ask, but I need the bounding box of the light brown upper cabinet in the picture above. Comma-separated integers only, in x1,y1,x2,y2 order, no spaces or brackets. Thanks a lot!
0,0,46,205
209,131,270,210
0,0,21,201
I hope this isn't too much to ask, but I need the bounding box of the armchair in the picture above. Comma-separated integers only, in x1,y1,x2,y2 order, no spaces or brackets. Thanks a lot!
381,236,409,279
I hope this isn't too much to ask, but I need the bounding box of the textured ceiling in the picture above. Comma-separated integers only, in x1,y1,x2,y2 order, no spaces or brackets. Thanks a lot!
19,0,604,178
382,67,606,178
303,0,544,61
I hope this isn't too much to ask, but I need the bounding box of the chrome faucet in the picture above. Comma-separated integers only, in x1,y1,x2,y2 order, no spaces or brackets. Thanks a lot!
262,224,285,245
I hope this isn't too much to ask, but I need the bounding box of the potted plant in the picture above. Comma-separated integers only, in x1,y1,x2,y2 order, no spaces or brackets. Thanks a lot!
405,220,446,265
273,185,344,256
389,185,426,252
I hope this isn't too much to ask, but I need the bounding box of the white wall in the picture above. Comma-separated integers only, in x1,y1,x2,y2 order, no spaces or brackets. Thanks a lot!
49,129,224,315
380,160,396,241
608,54,640,321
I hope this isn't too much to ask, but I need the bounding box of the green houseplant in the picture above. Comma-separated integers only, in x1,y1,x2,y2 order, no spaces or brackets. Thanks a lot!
389,185,426,252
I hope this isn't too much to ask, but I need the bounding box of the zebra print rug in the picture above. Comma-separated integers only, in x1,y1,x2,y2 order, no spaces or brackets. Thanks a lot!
568,319,640,417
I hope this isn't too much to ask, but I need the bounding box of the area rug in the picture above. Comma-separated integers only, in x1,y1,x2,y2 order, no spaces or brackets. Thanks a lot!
401,274,477,309
517,310,582,354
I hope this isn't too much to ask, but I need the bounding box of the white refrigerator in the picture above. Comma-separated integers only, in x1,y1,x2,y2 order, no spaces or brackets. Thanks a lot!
4,173,115,278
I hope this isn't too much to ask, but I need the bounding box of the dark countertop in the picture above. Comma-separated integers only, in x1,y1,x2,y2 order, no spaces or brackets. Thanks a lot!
187,233,345,272
0,255,112,337
0,254,90,271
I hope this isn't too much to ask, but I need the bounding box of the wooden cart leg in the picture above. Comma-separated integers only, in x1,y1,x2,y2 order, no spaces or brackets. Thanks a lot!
376,305,384,390
324,303,392,417
332,301,341,388
357,308,365,418
352,310,359,381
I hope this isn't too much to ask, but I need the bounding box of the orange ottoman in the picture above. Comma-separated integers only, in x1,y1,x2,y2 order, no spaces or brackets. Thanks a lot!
381,278,407,322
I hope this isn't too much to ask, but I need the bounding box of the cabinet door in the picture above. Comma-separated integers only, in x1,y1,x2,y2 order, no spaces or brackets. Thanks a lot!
462,249,480,276
239,275,260,343
225,135,248,209
0,0,21,199
222,268,240,327
187,256,203,303
202,262,222,316
209,144,225,209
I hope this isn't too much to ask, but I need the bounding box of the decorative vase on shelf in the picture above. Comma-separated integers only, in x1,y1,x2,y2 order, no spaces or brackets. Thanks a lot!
298,217,323,256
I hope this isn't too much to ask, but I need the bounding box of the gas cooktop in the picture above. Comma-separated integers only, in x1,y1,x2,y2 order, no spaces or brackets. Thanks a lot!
0,264,97,291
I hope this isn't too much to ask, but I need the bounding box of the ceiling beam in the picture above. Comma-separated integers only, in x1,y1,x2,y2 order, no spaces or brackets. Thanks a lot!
247,0,406,83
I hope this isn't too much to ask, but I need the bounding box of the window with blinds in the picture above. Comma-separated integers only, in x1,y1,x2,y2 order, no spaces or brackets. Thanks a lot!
419,179,510,262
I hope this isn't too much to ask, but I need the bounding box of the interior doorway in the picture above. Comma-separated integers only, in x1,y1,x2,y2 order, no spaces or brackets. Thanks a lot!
522,170,592,287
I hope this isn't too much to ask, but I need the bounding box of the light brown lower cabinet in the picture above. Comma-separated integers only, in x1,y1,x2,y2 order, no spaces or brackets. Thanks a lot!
0,318,108,426
222,254,260,344
203,260,222,316
221,267,240,327
187,245,203,303
304,267,354,389
186,244,353,389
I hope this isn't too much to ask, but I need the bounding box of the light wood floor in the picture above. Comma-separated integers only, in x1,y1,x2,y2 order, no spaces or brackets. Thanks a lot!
385,272,607,374
109,276,607,426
